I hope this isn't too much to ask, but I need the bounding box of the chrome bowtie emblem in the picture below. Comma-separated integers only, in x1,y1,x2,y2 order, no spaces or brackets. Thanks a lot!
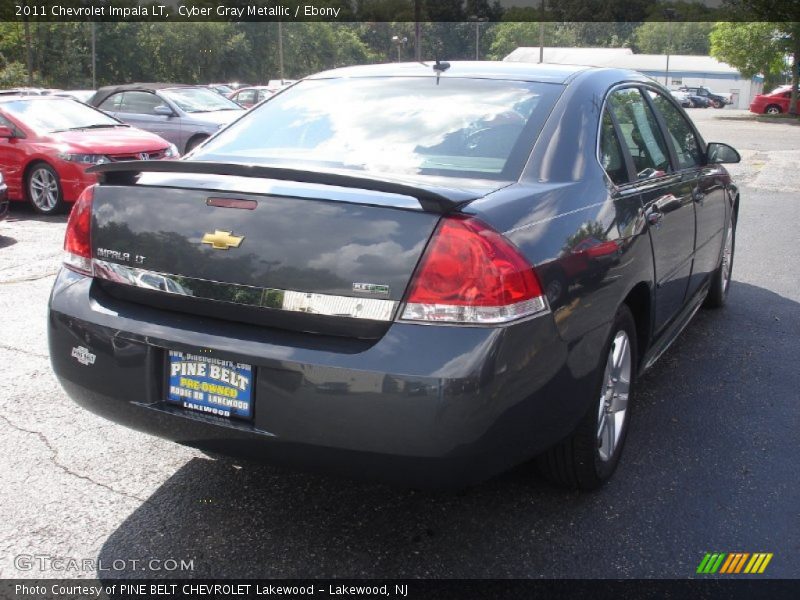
201,230,244,250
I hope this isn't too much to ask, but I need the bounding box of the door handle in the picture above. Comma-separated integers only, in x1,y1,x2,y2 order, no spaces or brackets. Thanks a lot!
692,188,705,203
645,207,663,228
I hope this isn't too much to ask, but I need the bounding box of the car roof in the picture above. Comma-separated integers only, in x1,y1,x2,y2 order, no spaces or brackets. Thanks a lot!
307,61,594,84
90,83,194,106
0,94,76,104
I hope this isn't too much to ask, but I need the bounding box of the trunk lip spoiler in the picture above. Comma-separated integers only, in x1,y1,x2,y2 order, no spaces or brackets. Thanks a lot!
87,160,488,214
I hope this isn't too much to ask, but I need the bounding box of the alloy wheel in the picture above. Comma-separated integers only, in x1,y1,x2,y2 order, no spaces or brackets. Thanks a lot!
597,330,631,462
720,222,734,294
29,167,60,212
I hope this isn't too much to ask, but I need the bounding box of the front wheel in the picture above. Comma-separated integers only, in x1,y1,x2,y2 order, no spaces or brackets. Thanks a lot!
765,105,782,115
703,214,736,308
537,304,637,490
27,162,66,215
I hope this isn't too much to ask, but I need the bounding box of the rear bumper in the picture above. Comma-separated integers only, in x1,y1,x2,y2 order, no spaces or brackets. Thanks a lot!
48,268,590,486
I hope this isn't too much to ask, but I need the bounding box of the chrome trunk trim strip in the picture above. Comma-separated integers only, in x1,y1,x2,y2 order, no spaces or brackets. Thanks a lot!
92,259,399,321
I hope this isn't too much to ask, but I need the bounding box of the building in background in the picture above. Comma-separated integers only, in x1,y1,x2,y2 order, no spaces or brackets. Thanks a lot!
504,47,764,109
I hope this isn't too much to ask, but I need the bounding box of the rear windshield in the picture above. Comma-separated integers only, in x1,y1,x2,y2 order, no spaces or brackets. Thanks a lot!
191,77,562,181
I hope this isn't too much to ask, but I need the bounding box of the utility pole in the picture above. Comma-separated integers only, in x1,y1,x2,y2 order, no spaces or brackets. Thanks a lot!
664,9,677,87
539,0,545,63
278,20,285,82
24,19,33,85
468,16,488,61
414,0,421,61
91,22,96,89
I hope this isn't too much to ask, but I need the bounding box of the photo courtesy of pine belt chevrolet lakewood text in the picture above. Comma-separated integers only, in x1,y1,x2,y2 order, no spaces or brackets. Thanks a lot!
48,62,741,489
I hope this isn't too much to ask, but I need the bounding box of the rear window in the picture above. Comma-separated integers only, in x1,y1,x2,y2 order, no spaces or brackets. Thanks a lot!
191,77,562,181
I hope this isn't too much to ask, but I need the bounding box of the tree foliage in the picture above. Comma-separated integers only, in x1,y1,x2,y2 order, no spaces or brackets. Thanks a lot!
634,22,713,55
710,22,786,79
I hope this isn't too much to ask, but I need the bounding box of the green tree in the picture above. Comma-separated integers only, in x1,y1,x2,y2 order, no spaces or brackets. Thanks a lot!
633,22,713,55
721,0,799,114
710,22,790,103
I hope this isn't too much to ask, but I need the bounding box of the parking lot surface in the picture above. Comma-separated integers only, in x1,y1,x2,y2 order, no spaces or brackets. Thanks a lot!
1,109,798,579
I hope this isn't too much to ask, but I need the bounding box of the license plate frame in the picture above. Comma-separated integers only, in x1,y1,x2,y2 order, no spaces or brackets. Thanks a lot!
166,350,254,420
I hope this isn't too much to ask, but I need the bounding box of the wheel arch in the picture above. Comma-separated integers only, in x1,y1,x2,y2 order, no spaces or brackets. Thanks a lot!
184,133,209,154
622,281,652,366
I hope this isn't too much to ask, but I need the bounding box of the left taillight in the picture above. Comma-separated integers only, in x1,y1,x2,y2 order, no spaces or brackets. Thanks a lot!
63,185,94,276
400,215,547,324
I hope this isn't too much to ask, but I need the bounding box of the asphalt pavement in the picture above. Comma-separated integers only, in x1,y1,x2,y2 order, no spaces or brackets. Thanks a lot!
0,109,798,579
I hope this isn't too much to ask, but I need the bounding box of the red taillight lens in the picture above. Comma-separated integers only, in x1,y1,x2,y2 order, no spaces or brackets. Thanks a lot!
402,215,546,324
63,185,95,276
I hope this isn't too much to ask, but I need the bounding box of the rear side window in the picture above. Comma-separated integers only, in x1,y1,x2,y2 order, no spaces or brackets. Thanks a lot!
98,93,122,111
118,92,164,115
607,88,671,179
599,109,629,186
647,90,703,170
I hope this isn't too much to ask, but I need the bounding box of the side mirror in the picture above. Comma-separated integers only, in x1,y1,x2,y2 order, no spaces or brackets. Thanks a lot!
0,125,14,138
707,142,740,164
153,105,174,116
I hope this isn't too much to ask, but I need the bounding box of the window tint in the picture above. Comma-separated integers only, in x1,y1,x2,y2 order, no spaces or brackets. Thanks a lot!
607,88,671,179
118,92,165,115
647,90,703,170
98,93,122,111
599,109,629,185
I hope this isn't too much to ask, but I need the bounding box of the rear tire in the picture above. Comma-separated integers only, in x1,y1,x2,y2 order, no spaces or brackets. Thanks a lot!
765,105,782,115
537,304,637,490
704,213,736,309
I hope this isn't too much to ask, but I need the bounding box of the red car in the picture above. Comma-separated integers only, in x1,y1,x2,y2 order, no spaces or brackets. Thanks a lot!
749,85,795,115
0,95,178,214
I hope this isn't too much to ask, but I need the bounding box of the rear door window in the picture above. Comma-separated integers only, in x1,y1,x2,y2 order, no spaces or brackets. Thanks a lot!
607,88,671,179
118,92,165,115
98,93,123,112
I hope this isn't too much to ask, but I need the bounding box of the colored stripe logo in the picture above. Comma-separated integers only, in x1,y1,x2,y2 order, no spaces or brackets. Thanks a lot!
697,552,773,574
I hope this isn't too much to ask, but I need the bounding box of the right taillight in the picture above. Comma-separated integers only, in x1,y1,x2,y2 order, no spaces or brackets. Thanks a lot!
63,185,95,276
401,215,547,324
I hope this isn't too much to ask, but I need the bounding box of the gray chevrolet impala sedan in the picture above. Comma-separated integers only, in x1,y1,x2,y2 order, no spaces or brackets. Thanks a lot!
48,62,740,489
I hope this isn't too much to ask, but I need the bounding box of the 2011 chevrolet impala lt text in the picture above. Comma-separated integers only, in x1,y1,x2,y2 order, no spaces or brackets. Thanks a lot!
48,62,740,489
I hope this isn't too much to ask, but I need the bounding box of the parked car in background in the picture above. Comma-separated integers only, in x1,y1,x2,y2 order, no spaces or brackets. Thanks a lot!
207,83,234,96
54,90,96,103
749,85,795,114
0,88,62,97
89,84,245,154
0,170,8,221
267,79,297,88
0,95,177,214
50,62,741,490
228,86,277,108
678,86,731,108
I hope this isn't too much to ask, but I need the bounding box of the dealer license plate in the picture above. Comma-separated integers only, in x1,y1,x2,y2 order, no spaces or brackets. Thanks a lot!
166,350,253,419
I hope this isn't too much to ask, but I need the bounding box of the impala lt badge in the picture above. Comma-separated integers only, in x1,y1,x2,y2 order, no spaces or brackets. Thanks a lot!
201,230,244,250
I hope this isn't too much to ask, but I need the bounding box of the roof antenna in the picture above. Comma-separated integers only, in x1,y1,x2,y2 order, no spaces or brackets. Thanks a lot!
433,59,450,85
